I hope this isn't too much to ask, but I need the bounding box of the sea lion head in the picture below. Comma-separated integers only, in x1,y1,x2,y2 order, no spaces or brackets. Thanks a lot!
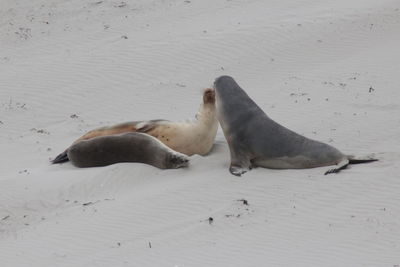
213,75,248,110
203,88,216,104
213,75,238,97
165,152,190,169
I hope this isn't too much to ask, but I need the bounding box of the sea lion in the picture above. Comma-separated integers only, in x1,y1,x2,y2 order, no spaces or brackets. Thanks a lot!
214,75,377,176
67,132,189,169
52,88,218,164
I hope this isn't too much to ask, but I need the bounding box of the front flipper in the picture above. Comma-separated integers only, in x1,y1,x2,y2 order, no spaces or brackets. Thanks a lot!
229,165,251,177
227,138,252,176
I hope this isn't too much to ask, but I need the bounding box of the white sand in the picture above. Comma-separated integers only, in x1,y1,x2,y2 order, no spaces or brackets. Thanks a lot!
1,0,400,266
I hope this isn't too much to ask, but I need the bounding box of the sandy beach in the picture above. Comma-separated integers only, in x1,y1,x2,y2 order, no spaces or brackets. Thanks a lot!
1,0,400,266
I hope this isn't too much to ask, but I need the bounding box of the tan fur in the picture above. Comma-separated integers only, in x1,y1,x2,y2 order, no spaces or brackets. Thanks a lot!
72,122,138,144
69,88,218,156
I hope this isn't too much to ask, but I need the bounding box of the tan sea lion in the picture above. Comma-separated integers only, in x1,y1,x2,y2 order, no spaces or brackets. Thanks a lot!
214,75,378,176
52,88,218,164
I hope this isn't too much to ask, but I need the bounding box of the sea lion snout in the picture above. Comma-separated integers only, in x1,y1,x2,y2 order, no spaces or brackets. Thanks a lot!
203,88,215,104
166,153,190,169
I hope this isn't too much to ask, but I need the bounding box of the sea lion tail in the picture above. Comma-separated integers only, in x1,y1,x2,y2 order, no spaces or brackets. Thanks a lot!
51,150,69,164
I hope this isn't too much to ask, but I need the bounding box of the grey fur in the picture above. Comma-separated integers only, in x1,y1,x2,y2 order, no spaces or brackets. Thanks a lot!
67,132,189,169
214,75,376,176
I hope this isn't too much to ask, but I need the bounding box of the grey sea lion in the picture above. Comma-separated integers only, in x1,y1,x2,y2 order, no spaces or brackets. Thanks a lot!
52,88,218,164
214,75,377,176
67,132,189,169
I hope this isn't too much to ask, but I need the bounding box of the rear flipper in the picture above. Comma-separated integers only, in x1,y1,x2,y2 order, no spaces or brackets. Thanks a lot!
324,157,378,175
51,150,69,164
348,158,379,164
